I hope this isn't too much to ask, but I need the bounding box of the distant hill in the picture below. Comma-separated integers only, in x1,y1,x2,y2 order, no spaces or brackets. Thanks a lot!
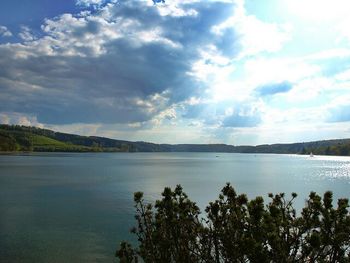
1,124,350,156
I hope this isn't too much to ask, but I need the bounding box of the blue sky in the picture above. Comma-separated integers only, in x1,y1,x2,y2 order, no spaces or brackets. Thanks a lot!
1,0,350,145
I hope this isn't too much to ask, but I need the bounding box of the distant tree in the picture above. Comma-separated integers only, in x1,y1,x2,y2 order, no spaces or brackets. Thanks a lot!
339,145,350,156
117,184,350,262
301,147,307,155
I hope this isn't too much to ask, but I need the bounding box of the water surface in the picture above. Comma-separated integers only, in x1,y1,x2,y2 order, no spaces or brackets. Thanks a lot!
1,153,349,262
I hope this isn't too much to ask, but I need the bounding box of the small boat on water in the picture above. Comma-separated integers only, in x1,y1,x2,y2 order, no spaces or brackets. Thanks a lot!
310,152,314,157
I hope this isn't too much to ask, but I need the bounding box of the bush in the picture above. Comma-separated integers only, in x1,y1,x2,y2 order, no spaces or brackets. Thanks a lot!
116,184,350,262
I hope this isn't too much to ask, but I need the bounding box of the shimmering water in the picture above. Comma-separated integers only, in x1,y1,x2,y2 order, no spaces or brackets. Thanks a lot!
1,152,349,262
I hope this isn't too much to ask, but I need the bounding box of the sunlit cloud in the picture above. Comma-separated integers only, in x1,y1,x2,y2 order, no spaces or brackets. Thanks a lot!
285,0,350,22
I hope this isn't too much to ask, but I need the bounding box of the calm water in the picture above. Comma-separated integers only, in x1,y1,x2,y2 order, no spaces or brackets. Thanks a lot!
1,152,350,262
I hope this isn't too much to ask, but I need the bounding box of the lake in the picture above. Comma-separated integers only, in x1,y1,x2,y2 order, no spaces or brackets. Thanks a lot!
1,152,350,262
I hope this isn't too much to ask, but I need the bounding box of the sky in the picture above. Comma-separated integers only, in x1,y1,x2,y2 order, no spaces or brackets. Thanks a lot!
1,0,350,145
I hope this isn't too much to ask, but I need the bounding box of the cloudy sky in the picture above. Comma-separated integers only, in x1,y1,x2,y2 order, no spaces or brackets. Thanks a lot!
1,0,350,145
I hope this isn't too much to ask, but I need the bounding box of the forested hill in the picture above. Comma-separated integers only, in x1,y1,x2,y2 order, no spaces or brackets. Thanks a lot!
1,124,350,155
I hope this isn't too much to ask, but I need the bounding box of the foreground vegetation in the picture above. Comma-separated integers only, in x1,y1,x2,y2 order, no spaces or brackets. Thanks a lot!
117,184,350,262
1,124,350,155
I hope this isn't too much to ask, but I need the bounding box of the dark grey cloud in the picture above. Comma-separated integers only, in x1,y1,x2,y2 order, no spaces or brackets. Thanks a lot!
152,0,165,4
255,81,292,96
0,0,239,125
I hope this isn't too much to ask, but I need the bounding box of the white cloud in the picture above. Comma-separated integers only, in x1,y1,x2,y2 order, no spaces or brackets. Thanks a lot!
283,77,331,103
203,56,320,104
0,26,12,37
76,0,105,7
234,16,291,57
305,48,350,61
212,0,292,58
152,0,199,17
189,44,233,83
18,26,36,42
0,113,10,124
285,0,350,23
285,0,350,47
337,17,350,44
39,13,112,57
32,8,181,58
244,57,321,85
137,27,182,49
336,68,350,81
0,112,43,127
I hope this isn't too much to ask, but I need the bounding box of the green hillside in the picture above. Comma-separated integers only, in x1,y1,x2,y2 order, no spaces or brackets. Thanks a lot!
0,125,124,152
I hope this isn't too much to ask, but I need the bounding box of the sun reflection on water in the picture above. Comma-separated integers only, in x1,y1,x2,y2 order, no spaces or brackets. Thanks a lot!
311,156,350,181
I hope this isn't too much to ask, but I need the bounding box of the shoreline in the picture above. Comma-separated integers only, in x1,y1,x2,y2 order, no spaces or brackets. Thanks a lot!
1,151,350,157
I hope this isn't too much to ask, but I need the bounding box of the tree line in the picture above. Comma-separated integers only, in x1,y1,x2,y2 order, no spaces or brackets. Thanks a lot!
1,124,350,155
